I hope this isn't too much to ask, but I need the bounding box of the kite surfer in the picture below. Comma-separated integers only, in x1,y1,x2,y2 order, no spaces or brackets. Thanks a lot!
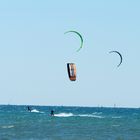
50,110,54,116
27,106,32,112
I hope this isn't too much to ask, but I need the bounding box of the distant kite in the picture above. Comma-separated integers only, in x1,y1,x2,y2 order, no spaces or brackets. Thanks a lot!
67,63,76,81
109,51,123,67
64,30,83,52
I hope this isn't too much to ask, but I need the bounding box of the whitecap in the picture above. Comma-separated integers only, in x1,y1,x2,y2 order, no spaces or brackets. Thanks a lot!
2,125,14,129
78,114,104,118
92,112,102,115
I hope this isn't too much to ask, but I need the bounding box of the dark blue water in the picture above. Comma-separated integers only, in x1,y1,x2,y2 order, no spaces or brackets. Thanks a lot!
0,105,140,140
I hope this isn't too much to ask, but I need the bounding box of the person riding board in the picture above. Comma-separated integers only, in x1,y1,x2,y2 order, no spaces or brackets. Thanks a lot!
50,110,54,116
27,106,31,112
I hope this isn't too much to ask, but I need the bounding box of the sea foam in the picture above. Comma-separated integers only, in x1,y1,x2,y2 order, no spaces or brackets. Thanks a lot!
54,113,104,118
54,113,73,117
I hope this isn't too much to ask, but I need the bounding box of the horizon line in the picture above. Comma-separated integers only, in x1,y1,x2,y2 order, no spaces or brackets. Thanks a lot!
0,103,140,109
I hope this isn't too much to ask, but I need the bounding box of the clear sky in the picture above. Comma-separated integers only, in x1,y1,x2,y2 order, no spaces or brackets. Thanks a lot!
0,0,140,107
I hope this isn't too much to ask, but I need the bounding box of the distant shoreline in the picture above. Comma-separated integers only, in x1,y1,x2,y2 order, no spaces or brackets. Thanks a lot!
0,104,140,109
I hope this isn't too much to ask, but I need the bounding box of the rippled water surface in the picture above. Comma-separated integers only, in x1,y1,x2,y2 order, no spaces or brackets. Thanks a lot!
0,105,140,140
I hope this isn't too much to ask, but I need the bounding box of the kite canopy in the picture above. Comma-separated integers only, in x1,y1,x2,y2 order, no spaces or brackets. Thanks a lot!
64,30,83,52
67,63,76,81
109,51,123,67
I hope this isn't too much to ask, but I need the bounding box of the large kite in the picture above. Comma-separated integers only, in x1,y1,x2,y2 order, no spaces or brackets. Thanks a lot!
67,63,76,81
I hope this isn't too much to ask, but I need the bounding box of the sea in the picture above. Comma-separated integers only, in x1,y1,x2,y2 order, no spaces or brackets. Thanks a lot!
0,105,140,140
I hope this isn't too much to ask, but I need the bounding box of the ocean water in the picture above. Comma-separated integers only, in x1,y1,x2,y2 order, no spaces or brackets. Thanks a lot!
0,105,140,140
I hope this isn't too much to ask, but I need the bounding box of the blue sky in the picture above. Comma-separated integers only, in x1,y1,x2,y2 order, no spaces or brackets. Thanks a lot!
0,0,140,107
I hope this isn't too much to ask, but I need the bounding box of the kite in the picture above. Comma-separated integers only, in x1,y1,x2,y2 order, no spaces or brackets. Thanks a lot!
109,51,123,67
64,30,83,52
